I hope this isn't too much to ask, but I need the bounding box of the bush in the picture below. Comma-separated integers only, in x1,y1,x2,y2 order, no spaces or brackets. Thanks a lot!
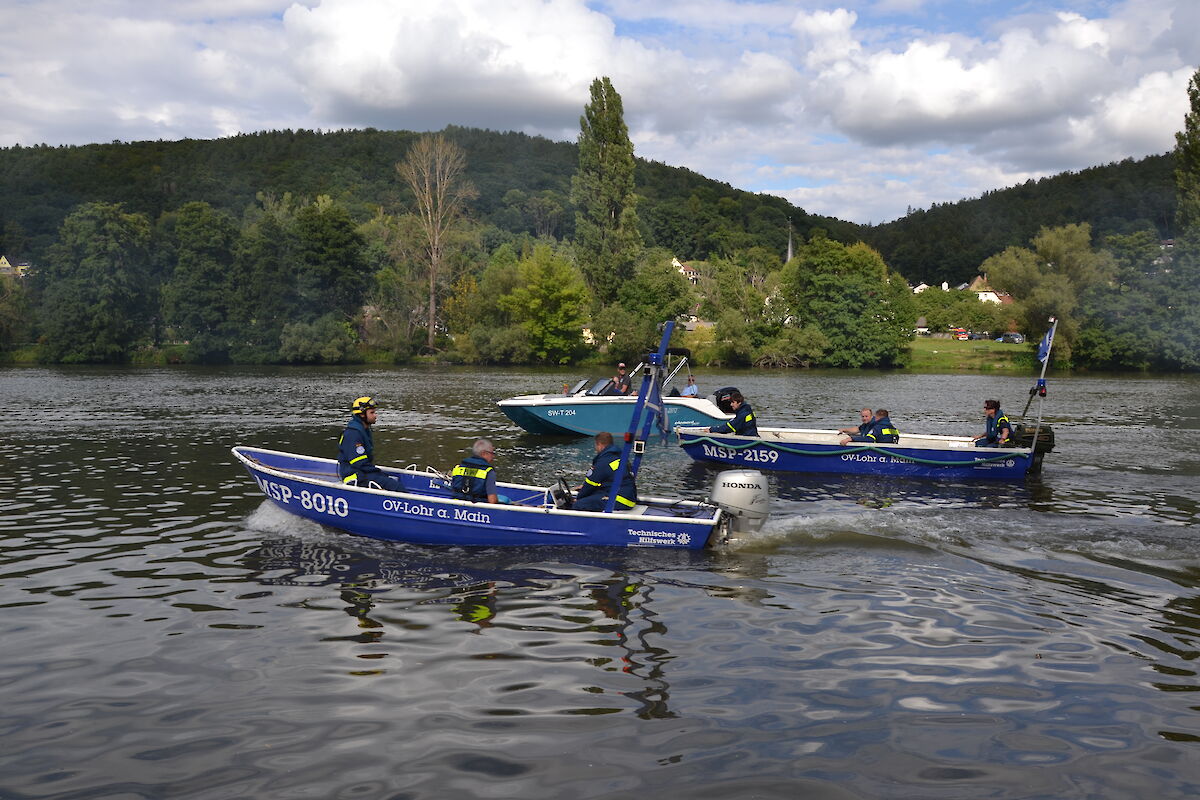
279,314,358,363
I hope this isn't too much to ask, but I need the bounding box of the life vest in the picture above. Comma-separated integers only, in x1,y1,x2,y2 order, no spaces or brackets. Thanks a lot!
451,456,494,501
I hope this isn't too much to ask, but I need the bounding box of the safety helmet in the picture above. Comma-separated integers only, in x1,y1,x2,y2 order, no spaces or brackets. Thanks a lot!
352,396,378,415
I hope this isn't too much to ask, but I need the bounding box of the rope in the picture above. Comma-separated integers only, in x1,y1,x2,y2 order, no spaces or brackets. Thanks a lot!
680,434,1027,467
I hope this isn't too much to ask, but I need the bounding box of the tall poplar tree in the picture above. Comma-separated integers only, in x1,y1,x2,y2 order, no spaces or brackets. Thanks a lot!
571,76,642,302
1175,67,1200,231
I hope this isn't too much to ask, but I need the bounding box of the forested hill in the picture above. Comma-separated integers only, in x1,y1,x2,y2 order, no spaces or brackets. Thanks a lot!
0,126,859,263
0,127,1177,284
862,153,1177,286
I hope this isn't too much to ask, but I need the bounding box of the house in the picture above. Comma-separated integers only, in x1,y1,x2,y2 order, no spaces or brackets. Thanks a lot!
966,275,1011,304
912,282,931,294
672,257,700,285
0,255,31,278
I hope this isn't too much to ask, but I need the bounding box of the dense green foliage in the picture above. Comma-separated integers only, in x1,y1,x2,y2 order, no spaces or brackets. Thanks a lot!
36,203,153,363
1175,68,1200,231
780,235,914,368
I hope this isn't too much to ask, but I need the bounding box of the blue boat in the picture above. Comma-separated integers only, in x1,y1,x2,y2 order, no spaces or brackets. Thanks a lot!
234,322,770,548
677,426,1047,481
679,319,1060,482
497,357,730,436
233,445,754,548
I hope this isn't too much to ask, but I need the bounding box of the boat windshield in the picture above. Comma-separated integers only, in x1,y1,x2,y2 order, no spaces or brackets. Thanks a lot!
585,378,615,396
566,378,590,395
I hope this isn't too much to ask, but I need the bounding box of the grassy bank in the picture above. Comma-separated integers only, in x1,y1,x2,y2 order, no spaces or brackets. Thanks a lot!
906,337,1038,373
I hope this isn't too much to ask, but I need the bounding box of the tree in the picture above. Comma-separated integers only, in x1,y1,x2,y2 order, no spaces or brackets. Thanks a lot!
571,77,642,301
984,223,1114,361
160,201,238,362
229,195,300,362
496,244,589,364
293,197,369,322
1175,67,1200,231
779,235,913,368
396,134,477,350
37,202,152,363
0,273,28,351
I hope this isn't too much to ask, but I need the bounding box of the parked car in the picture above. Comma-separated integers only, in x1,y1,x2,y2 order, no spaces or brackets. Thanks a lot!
968,331,990,340
1000,332,1025,344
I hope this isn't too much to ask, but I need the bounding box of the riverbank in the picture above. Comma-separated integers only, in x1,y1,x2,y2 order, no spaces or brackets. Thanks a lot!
905,336,1037,372
0,337,1046,372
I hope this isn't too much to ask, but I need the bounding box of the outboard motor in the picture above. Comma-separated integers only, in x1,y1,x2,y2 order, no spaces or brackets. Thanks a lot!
709,469,770,535
1010,423,1055,474
713,386,741,414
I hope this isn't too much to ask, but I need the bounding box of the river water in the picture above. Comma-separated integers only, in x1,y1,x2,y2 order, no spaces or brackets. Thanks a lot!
1,365,1198,799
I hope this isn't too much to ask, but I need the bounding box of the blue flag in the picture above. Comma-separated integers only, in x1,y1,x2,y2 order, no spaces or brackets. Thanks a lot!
1037,326,1054,363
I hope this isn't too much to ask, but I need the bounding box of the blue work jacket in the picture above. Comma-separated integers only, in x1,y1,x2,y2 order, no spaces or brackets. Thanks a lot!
711,402,758,437
337,416,383,484
576,444,638,508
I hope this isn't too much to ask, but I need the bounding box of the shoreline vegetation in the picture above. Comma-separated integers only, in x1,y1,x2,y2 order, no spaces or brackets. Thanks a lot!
0,337,1098,374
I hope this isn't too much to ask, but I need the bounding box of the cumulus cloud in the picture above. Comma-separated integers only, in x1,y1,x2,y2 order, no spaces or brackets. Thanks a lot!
0,0,1196,224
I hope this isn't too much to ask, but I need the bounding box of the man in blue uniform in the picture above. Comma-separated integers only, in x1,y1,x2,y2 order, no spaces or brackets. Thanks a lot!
839,408,873,440
572,432,638,512
451,438,500,503
973,399,1012,447
337,396,402,491
840,409,899,445
710,391,758,436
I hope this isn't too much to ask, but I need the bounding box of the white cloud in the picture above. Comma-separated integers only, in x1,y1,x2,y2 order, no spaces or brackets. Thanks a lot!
0,0,1196,224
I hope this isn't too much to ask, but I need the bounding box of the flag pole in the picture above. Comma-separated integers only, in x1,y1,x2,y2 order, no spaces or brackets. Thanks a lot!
1022,316,1057,418
1025,317,1057,460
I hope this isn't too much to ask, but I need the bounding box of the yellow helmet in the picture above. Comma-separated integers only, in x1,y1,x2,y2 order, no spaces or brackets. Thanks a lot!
351,396,378,415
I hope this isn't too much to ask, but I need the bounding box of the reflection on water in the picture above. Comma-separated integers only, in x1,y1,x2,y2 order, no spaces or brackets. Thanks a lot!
0,365,1198,799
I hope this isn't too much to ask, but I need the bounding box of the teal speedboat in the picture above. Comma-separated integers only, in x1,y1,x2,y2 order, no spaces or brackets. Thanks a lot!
497,360,730,436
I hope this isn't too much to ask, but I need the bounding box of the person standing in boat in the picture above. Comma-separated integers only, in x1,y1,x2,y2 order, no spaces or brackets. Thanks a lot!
337,396,402,491
572,432,638,512
710,391,758,437
680,375,699,397
839,409,899,445
973,400,1013,447
611,362,633,395
451,439,500,504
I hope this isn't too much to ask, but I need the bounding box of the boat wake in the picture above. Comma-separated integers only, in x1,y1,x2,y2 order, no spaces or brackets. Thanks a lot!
729,502,1200,579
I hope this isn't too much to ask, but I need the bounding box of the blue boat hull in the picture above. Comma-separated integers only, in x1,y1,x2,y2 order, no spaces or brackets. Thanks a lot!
498,395,729,436
234,446,724,548
677,428,1034,481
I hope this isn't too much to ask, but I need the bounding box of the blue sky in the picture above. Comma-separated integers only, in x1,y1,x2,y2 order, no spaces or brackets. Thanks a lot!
1,0,1196,224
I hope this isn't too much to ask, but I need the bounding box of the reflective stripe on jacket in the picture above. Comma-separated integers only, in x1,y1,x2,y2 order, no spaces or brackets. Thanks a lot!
711,402,758,437
576,444,638,507
867,416,899,444
984,411,1011,444
451,456,494,501
338,416,381,483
